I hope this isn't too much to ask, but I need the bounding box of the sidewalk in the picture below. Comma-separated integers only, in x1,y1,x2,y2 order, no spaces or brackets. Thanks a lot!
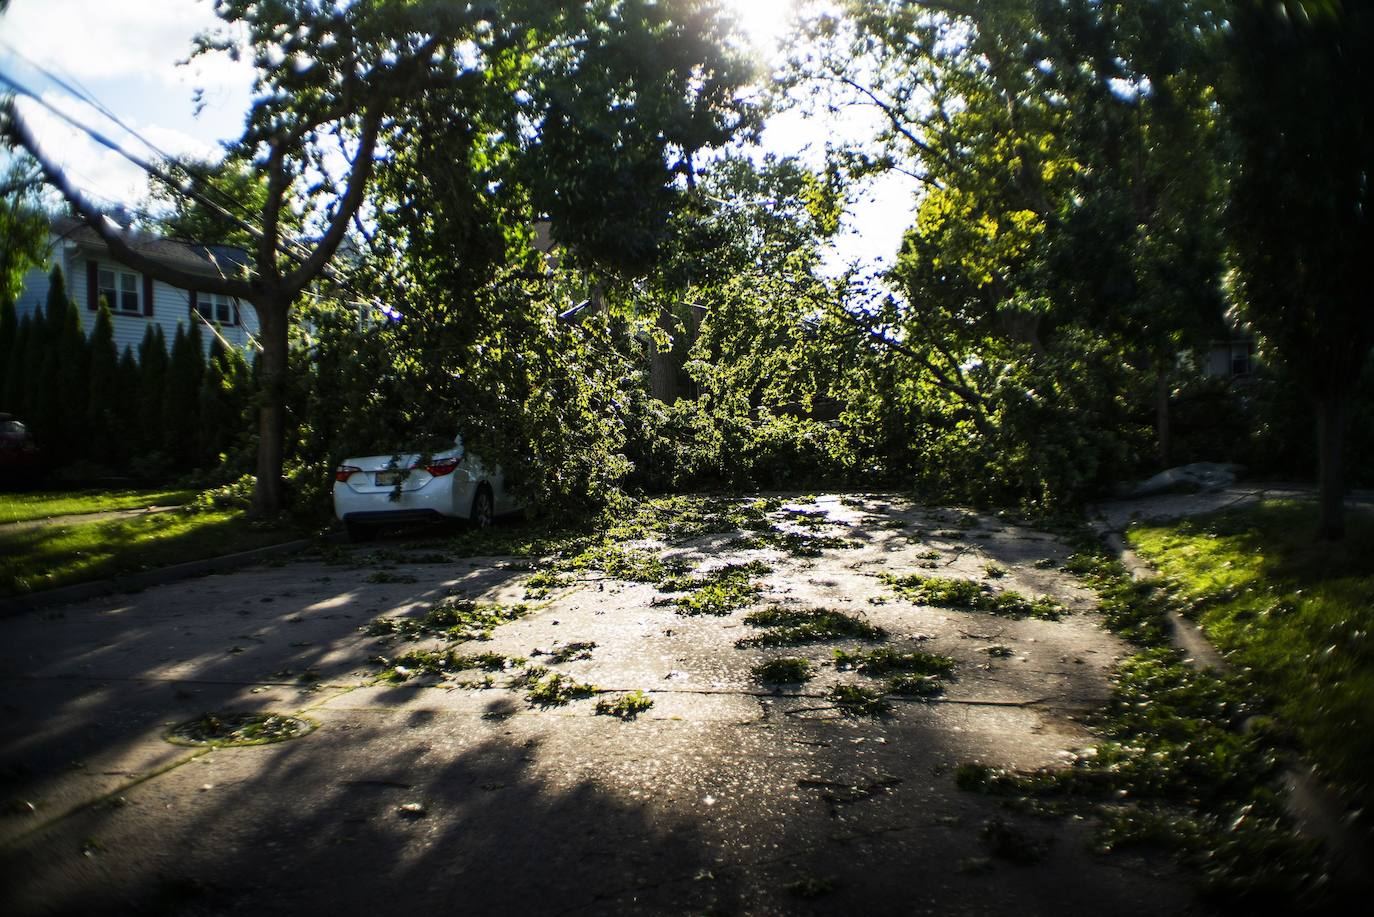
0,504,183,532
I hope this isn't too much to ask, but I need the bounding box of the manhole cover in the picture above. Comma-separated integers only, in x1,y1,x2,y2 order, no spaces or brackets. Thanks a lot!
165,712,316,747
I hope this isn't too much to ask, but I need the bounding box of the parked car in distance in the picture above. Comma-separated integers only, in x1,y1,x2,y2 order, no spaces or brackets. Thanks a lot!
0,414,40,474
332,434,517,542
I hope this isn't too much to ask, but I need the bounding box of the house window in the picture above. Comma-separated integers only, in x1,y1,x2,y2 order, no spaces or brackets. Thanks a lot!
198,293,238,326
1230,342,1254,377
99,268,141,313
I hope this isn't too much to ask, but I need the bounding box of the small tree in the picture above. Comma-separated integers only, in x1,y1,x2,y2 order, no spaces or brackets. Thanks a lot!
137,325,169,463
54,300,89,456
2,311,30,414
163,323,206,468
0,295,16,405
114,344,140,467
87,302,119,457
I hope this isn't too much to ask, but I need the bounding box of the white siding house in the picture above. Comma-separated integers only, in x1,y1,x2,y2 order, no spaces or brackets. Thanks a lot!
13,217,260,359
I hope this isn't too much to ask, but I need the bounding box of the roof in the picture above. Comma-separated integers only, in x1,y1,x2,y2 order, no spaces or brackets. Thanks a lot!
51,215,251,277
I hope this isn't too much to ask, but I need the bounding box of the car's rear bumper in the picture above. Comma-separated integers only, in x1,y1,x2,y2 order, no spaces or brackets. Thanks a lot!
334,478,460,522
338,508,447,524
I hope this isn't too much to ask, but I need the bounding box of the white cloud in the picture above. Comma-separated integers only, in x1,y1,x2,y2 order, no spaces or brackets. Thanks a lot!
1,0,229,84
15,91,220,208
1,1,250,207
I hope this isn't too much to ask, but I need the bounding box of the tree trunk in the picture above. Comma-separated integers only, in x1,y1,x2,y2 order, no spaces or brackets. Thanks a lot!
1315,393,1350,541
252,299,290,516
1155,368,1171,470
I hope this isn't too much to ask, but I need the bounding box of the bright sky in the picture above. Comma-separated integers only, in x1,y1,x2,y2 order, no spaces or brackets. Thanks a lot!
0,0,917,272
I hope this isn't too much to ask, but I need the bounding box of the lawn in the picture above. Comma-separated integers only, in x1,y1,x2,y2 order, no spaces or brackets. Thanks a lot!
1128,500,1374,807
0,487,196,524
0,508,304,597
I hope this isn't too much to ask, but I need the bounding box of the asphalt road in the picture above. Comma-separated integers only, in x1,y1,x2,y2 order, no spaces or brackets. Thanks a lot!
0,494,1195,916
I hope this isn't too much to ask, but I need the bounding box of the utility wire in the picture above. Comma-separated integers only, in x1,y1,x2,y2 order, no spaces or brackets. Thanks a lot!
0,69,386,316
0,40,315,264
0,36,179,165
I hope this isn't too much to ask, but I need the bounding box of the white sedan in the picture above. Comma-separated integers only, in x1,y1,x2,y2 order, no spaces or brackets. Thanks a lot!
332,435,517,541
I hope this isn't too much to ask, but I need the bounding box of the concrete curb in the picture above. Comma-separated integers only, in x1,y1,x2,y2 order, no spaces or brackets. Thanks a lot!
0,537,325,619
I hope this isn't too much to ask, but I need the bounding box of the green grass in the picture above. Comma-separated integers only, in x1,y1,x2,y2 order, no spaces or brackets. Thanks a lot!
955,648,1319,905
1127,500,1374,807
0,509,299,597
945,511,1337,907
0,487,195,524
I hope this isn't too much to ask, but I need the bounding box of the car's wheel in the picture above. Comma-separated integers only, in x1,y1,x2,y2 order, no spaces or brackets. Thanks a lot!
471,486,494,529
344,519,375,543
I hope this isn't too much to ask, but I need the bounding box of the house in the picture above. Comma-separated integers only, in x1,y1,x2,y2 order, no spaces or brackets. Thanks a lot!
12,216,261,358
1203,337,1257,379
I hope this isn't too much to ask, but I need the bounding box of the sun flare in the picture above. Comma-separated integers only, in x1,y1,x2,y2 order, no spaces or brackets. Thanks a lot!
721,0,798,52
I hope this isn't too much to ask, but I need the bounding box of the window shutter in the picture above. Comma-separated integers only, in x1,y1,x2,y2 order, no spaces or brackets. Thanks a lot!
86,260,99,311
232,301,240,327
143,275,154,317
189,290,198,319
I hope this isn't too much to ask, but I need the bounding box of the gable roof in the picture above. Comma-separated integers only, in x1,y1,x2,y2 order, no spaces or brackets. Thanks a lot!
51,215,251,278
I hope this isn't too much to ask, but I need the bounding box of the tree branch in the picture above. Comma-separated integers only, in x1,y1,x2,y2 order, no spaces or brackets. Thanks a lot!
830,74,958,176
283,107,381,296
3,102,252,298
258,139,290,283
826,302,991,432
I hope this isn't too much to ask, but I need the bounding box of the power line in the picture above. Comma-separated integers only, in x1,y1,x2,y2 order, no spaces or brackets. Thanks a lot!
0,68,386,316
0,37,303,259
0,36,178,166
7,51,321,269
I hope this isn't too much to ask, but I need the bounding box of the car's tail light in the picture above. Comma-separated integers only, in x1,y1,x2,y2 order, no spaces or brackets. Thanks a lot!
424,457,460,477
334,465,362,482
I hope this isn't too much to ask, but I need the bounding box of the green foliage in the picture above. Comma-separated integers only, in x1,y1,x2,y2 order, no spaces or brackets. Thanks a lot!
829,683,890,717
882,574,1066,620
53,298,88,457
751,657,814,685
1221,0,1374,536
0,301,22,411
365,598,530,643
833,647,955,678
956,646,1323,906
0,276,255,482
595,690,654,720
771,0,1234,508
665,561,771,616
885,673,945,698
378,649,521,683
1129,501,1374,808
86,303,119,459
738,606,886,647
0,155,46,305
163,323,206,467
524,671,597,708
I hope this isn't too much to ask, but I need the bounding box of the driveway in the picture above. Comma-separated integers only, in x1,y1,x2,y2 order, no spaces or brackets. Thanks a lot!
0,494,1195,916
